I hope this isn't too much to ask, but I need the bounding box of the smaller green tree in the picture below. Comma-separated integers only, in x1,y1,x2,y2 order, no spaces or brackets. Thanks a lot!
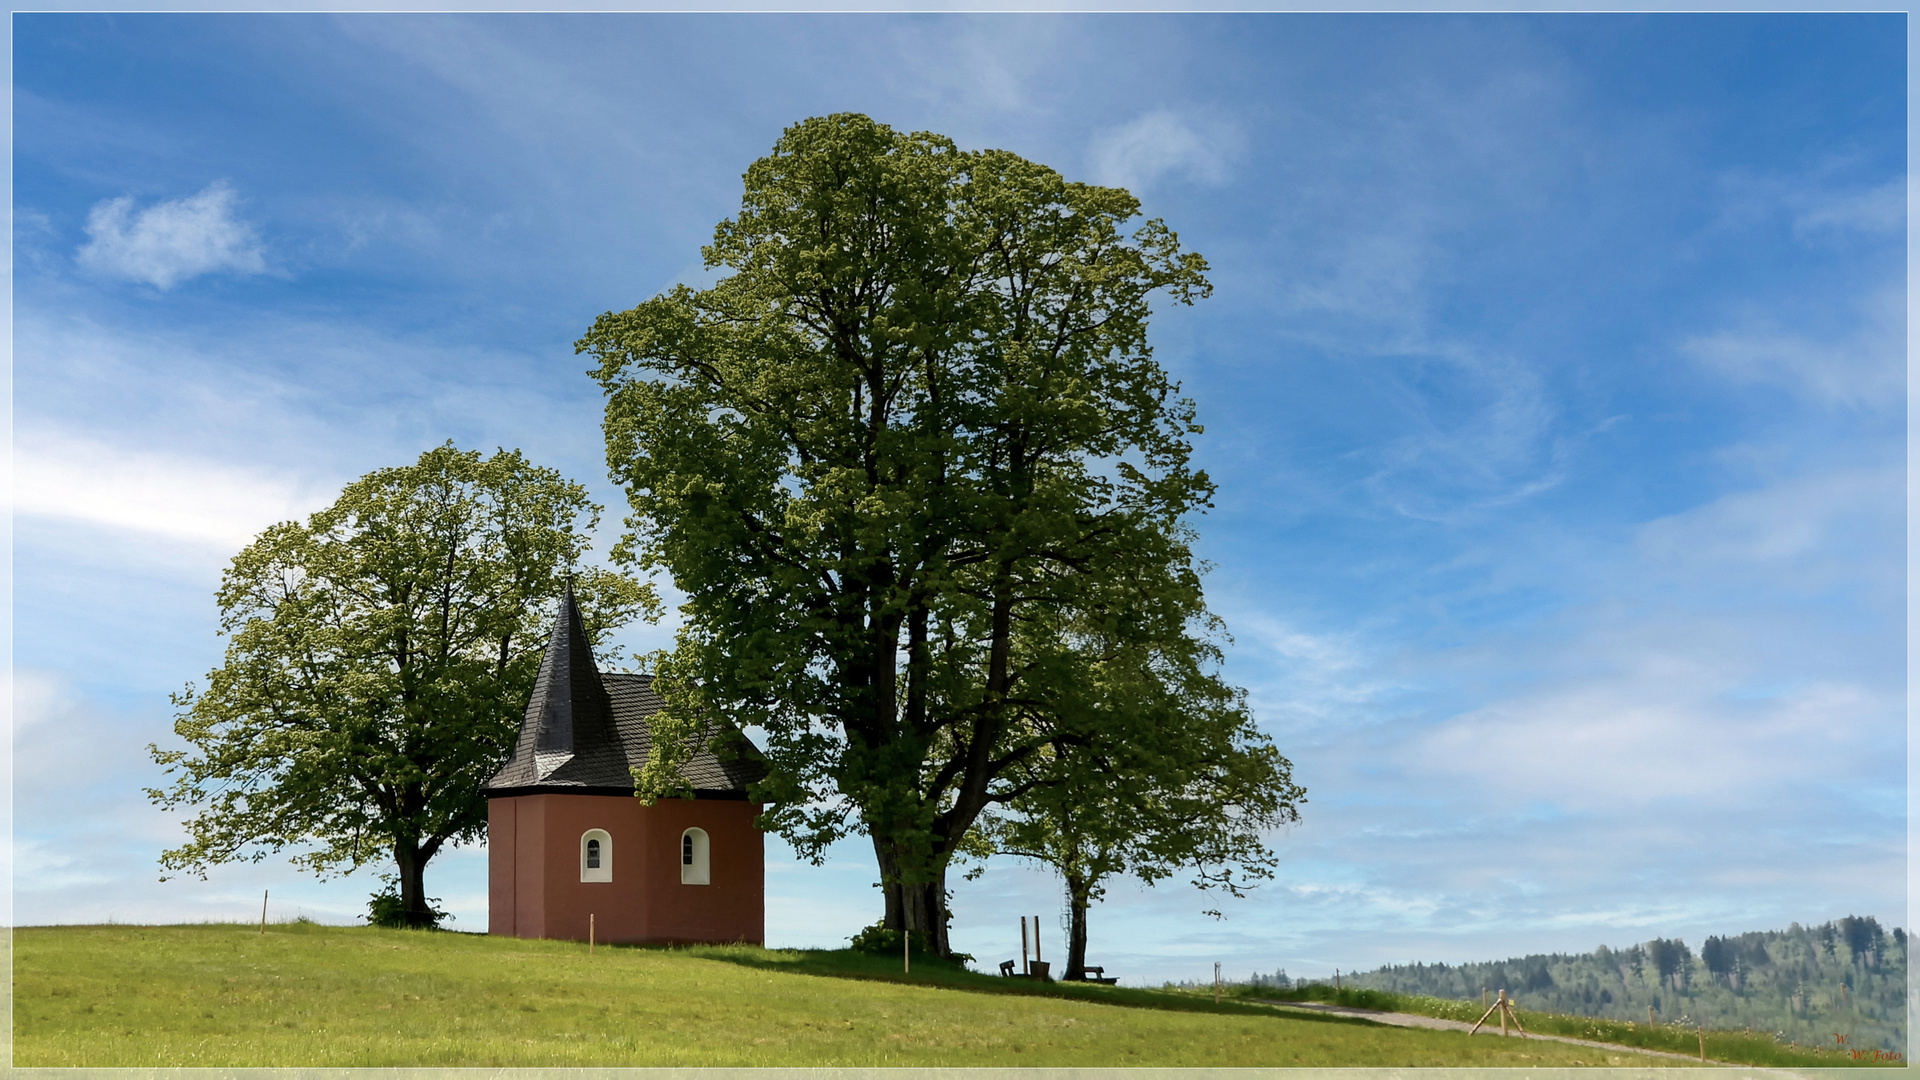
968,589,1303,979
148,443,654,926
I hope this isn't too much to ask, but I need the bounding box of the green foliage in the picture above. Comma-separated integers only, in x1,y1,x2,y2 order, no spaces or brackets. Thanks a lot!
147,443,655,926
1242,984,1401,1011
970,591,1304,973
846,921,972,965
365,880,447,929
1339,916,1907,1051
15,923,1700,1067
581,113,1222,950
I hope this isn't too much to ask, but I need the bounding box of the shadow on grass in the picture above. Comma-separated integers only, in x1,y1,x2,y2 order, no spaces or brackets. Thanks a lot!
617,941,1382,1028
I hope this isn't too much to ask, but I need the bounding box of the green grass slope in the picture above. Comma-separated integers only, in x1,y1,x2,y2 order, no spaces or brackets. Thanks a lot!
1226,984,1901,1068
18,922,1696,1068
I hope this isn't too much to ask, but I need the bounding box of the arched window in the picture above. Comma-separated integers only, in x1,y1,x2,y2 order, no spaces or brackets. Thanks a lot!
580,829,612,883
680,827,710,885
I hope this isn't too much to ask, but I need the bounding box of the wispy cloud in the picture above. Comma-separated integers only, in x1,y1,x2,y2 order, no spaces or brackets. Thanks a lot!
882,17,1066,116
1712,165,1905,245
76,181,267,289
1089,109,1240,194
1791,176,1904,238
1681,284,1903,410
14,429,332,550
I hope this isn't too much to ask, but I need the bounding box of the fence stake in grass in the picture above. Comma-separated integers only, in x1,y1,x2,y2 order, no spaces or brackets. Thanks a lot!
1021,917,1029,976
903,905,911,976
1214,962,1221,1004
1698,1027,1705,1061
590,913,595,955
1648,1005,1655,1029
1033,915,1041,966
1468,988,1526,1038
260,889,268,934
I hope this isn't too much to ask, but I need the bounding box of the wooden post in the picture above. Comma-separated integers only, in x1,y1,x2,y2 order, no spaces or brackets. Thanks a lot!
590,913,595,955
1469,993,1501,1035
1033,916,1041,965
1500,989,1508,1037
1482,987,1488,1010
1335,968,1341,991
260,889,268,934
1021,917,1029,975
1648,1005,1655,1029
903,904,911,976
1214,962,1222,1004
1698,1027,1706,1061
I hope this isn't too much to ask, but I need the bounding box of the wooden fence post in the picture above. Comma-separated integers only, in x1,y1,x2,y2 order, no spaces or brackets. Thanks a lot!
260,890,268,934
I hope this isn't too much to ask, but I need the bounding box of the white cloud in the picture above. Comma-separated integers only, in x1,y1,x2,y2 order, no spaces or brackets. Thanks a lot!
1681,286,1904,410
14,429,333,550
1792,177,1904,238
1404,671,1894,814
881,17,1065,115
1635,467,1902,588
1089,109,1239,194
76,181,268,289
11,669,70,736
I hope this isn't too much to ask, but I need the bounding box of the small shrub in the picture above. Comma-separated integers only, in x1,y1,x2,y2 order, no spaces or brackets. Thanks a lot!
847,921,973,965
366,883,450,929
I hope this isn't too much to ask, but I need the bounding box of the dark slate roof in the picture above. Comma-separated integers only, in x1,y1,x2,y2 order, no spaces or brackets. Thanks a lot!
484,589,767,798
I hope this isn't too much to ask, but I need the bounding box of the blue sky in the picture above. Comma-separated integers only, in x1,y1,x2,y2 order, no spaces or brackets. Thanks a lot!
11,13,1905,985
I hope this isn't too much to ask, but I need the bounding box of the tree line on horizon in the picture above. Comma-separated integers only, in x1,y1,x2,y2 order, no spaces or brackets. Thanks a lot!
1234,915,1905,1052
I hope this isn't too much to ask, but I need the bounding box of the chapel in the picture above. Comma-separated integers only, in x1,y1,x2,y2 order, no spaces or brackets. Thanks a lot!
483,587,767,945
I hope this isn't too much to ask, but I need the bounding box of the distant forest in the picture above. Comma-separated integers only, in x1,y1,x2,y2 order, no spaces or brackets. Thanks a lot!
1246,916,1906,1051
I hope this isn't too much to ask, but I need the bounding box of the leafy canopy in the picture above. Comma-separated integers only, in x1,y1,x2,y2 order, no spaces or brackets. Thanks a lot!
580,113,1224,946
149,443,652,923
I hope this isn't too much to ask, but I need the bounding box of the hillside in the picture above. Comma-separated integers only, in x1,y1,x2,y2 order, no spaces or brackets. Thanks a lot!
16,922,1699,1068
1313,916,1905,1052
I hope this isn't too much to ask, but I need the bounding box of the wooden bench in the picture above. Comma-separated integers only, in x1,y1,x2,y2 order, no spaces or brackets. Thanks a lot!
1083,966,1119,985
999,960,1017,977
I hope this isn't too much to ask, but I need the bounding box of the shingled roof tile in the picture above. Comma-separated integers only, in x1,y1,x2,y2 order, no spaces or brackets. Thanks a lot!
484,589,766,798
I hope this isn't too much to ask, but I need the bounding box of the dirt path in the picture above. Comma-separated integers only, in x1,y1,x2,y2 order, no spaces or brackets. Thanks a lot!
1249,999,1727,1065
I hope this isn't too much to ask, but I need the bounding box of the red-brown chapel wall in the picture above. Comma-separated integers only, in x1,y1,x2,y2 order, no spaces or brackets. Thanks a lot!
487,792,763,945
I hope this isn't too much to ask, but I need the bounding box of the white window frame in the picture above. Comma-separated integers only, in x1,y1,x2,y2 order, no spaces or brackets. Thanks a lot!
581,829,612,883
680,827,710,885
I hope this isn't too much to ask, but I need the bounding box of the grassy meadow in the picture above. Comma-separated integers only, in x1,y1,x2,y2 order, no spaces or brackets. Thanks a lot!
14,921,1715,1067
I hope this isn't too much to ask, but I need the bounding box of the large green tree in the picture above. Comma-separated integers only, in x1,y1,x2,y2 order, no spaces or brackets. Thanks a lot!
581,113,1216,955
148,443,654,926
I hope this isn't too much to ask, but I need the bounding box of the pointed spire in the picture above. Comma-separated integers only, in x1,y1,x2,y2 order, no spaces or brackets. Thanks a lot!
532,583,596,778
487,582,620,788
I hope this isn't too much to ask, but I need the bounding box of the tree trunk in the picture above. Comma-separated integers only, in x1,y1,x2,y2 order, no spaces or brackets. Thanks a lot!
394,838,436,928
1064,872,1091,980
872,833,951,957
